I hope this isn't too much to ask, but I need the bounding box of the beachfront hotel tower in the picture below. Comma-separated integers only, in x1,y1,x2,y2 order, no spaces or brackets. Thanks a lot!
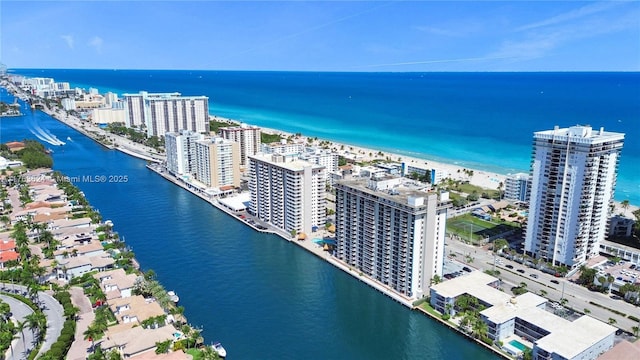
123,91,209,137
524,125,624,268
219,124,262,167
165,130,204,176
248,154,326,236
335,177,450,299
194,137,241,188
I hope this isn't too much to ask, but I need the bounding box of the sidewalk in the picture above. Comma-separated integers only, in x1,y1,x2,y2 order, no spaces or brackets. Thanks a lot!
67,287,96,360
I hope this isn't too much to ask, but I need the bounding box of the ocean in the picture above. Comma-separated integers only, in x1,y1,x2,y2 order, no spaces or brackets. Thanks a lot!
9,69,640,204
0,88,499,359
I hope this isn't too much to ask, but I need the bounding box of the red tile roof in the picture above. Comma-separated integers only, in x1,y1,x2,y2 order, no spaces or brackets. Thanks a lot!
0,240,16,251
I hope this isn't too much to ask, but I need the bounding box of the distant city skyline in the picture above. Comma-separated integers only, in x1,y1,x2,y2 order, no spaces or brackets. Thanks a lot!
1,1,639,72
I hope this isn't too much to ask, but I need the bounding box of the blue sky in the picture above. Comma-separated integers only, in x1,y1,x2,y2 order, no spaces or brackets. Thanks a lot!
1,1,639,71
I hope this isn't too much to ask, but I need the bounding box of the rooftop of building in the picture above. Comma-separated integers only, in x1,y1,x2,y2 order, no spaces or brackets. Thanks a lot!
431,271,507,303
337,176,447,209
249,153,325,172
535,316,616,359
534,125,625,143
480,292,548,325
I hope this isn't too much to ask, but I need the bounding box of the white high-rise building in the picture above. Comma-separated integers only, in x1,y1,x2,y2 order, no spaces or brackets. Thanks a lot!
504,173,530,202
261,141,305,155
219,125,261,167
524,125,624,268
248,154,326,235
194,137,240,188
105,92,119,108
123,91,209,137
335,177,450,299
165,130,204,176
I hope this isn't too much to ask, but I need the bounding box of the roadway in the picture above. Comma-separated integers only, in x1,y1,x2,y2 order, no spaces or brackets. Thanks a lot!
445,239,640,333
0,284,65,359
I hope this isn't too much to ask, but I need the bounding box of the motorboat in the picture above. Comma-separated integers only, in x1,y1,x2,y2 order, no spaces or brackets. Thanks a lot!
213,342,226,358
167,291,179,303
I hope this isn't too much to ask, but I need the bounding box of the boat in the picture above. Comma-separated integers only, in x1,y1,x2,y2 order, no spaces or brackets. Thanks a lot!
213,342,226,358
167,291,179,303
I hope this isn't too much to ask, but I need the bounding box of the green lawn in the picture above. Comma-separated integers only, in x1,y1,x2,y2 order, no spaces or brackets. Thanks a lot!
447,214,519,244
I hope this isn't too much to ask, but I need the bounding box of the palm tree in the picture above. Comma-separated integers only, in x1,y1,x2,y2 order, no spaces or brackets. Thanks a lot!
25,312,45,340
584,308,591,315
472,318,489,340
84,324,102,352
608,318,617,326
430,275,442,285
632,326,639,337
621,199,630,213
0,215,10,228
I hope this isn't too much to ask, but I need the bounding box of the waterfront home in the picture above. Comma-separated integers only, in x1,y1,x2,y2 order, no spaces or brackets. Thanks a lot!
93,268,137,299
108,295,165,325
55,228,96,248
49,217,93,230
30,185,66,204
429,272,616,360
101,325,177,358
54,252,114,280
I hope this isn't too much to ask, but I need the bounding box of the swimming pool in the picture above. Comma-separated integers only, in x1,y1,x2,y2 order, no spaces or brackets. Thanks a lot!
509,340,527,351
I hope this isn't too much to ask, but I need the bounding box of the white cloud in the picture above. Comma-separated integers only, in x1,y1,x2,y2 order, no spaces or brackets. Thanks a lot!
490,4,639,63
414,25,460,37
88,36,103,54
355,55,516,69
61,35,74,49
516,2,623,32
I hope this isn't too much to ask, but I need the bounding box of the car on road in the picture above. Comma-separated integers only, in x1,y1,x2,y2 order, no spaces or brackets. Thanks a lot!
506,264,514,269
462,266,472,273
550,279,560,284
529,274,538,279
517,269,525,274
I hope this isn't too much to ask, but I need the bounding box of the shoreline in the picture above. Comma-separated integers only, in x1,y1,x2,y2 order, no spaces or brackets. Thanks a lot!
144,163,512,360
3,84,632,359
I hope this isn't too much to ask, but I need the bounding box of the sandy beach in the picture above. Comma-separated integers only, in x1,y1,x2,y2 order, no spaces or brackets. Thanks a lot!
4,78,636,211
218,116,510,191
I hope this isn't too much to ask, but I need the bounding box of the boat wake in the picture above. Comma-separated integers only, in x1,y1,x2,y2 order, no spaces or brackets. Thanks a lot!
25,116,66,146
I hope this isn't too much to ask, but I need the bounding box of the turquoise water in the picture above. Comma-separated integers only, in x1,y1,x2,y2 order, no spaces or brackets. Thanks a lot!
9,69,640,205
0,88,499,359
509,340,527,351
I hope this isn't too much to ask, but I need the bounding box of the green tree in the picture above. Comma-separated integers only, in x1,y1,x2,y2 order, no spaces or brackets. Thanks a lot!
84,324,103,352
155,339,171,354
493,239,508,253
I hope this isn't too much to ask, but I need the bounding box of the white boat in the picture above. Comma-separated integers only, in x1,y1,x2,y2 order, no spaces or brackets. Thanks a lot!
213,342,226,358
167,291,179,303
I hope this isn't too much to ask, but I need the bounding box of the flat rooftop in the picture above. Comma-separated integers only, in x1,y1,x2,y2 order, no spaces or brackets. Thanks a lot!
431,271,510,305
536,316,616,359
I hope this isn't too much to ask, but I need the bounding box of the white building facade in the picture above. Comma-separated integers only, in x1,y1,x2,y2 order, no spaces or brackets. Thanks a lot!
504,173,530,202
123,91,209,137
219,125,262,167
335,177,450,299
524,125,624,268
248,154,326,235
165,130,204,176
